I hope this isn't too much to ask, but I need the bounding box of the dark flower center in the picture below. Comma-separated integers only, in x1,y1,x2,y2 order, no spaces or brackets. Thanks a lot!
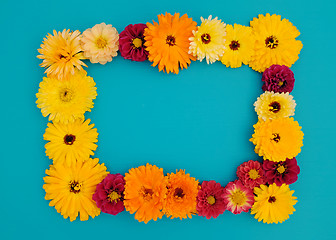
64,134,76,145
60,88,73,102
141,187,154,201
229,40,240,50
268,196,276,203
265,36,279,49
269,101,281,113
174,187,185,198
69,180,81,194
166,35,176,46
271,133,281,143
201,33,211,44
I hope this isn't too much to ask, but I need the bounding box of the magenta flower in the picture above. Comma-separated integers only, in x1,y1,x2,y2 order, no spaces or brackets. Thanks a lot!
196,180,226,219
262,65,295,93
236,160,266,189
92,173,125,215
119,23,148,61
263,158,300,186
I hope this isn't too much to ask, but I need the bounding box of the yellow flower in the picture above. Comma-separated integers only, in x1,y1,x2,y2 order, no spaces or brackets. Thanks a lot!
254,91,296,121
43,158,108,221
189,15,226,64
37,29,87,81
81,23,119,64
251,183,297,224
124,164,168,223
221,24,253,68
44,119,98,166
144,13,197,74
163,170,199,219
250,118,304,162
36,72,97,123
249,13,303,72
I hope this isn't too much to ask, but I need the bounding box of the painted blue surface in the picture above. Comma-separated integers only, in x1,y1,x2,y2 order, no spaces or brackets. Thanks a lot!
1,0,335,239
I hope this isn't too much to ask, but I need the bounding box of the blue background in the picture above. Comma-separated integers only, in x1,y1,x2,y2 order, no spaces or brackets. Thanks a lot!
1,0,335,239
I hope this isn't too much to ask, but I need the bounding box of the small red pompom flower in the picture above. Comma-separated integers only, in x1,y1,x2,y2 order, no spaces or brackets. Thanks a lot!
262,65,295,93
236,160,266,189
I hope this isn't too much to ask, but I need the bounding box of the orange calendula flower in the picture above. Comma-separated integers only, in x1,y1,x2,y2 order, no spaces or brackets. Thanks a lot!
163,170,199,219
144,12,197,74
250,118,304,162
124,164,167,223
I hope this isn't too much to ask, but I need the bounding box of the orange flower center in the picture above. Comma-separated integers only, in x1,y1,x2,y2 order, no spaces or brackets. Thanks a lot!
230,190,246,206
166,35,176,46
265,35,279,49
248,169,260,180
69,180,81,194
277,165,286,174
108,191,121,203
229,40,240,50
278,81,284,86
132,38,142,48
268,196,276,203
207,195,216,205
269,101,281,113
201,33,211,44
271,133,281,143
64,134,76,145
96,36,108,49
59,88,73,102
174,187,185,199
141,187,154,201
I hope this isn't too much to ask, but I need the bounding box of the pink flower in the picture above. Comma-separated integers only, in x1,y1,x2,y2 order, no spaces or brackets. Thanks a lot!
236,160,266,189
196,180,226,219
263,158,300,186
262,65,295,93
92,173,125,215
223,180,254,214
119,23,148,61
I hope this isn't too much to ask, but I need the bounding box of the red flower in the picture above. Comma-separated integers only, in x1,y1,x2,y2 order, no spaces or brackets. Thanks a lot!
92,173,125,215
263,158,300,186
236,160,266,189
262,65,295,93
196,180,226,219
119,23,148,61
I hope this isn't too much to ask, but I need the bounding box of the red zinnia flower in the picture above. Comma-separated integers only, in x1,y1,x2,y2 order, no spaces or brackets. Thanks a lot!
196,180,226,219
119,23,148,61
92,173,125,215
262,65,295,93
236,160,266,189
263,158,300,186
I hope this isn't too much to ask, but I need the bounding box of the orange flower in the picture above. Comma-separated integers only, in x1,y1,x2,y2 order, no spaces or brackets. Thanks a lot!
124,164,167,223
250,118,304,162
163,170,199,219
144,13,197,74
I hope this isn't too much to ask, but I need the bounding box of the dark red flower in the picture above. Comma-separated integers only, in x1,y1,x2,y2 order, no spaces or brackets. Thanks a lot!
262,65,295,93
196,180,226,219
263,158,300,186
92,173,125,215
236,160,266,189
119,23,148,61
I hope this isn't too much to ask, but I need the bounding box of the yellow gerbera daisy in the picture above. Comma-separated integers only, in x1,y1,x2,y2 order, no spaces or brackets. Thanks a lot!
251,183,297,224
144,13,197,74
43,158,108,221
80,23,119,64
163,170,199,219
44,119,98,166
37,29,87,81
124,164,168,223
254,91,296,121
189,15,226,64
250,118,304,162
221,24,253,68
249,13,303,72
36,72,97,123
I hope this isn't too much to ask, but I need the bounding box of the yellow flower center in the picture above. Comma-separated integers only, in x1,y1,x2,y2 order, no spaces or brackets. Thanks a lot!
166,35,176,46
141,187,154,201
229,40,240,51
108,191,121,203
132,38,143,48
269,101,281,113
265,35,279,49
69,180,81,194
230,190,246,206
207,195,216,205
277,165,286,174
278,81,284,86
96,36,108,49
201,33,211,44
60,88,73,102
248,169,260,180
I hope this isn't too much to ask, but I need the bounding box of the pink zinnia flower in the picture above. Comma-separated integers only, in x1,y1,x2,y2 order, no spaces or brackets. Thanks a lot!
196,180,226,219
119,23,148,61
236,160,266,189
92,173,125,215
223,180,254,214
262,65,295,93
263,158,300,186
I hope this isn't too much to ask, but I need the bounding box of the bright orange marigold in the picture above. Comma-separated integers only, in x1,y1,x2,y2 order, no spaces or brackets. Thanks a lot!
124,164,167,223
163,170,199,219
144,12,197,74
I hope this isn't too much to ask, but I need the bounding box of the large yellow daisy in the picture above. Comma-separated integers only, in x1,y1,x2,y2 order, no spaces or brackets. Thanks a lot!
37,29,87,81
43,158,108,221
249,13,303,72
221,24,254,68
44,119,98,166
251,183,297,224
144,13,197,74
189,15,226,64
36,72,97,123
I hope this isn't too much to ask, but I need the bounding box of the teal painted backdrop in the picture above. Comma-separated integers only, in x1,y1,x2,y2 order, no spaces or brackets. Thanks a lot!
1,0,335,239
